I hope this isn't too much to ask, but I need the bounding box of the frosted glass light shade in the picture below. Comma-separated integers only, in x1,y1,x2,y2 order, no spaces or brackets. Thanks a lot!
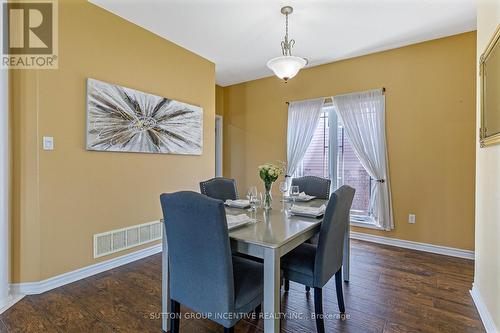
266,56,307,81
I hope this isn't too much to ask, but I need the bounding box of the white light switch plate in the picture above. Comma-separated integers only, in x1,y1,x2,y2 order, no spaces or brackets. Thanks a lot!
43,136,54,150
408,214,416,224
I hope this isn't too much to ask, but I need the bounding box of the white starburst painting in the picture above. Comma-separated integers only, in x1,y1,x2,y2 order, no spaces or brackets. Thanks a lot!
86,78,203,155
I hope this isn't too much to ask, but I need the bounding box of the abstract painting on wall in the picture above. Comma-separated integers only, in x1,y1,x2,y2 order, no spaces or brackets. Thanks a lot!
86,78,203,155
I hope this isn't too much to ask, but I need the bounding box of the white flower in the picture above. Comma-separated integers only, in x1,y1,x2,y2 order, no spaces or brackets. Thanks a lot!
258,161,286,180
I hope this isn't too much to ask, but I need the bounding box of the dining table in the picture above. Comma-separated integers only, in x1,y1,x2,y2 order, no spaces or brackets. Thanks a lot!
161,199,350,333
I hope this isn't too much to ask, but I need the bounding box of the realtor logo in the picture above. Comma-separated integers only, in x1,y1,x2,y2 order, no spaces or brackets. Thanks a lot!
2,0,58,69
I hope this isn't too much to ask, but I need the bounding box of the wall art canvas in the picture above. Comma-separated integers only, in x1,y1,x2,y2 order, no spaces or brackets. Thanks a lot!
86,78,203,155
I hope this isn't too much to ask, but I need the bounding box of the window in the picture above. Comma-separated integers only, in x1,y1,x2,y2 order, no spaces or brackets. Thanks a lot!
295,105,375,225
295,111,329,179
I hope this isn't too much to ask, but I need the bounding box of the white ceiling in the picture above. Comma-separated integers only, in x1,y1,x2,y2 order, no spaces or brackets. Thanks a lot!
89,0,476,86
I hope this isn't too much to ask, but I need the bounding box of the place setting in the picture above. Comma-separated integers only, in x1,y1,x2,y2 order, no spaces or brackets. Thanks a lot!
225,213,257,230
283,186,316,202
225,186,263,230
289,203,326,218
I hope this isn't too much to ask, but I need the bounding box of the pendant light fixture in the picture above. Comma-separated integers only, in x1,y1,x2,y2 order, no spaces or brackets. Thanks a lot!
266,6,307,82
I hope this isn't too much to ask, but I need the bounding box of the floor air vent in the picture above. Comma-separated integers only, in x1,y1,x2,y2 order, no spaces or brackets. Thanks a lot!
94,221,162,258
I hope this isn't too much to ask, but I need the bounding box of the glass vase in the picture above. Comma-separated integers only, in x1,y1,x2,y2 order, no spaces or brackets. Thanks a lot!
263,182,273,210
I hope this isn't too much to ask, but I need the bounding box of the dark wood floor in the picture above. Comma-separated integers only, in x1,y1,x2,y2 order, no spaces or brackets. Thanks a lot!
0,240,484,333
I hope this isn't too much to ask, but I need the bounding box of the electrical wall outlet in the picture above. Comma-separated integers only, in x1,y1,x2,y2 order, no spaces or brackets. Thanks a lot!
43,136,54,150
408,214,416,224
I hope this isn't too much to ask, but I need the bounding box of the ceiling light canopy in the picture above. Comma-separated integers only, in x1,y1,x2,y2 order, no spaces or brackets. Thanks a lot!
266,6,307,82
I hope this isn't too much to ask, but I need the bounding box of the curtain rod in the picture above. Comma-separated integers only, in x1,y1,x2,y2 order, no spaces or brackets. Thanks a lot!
285,87,386,105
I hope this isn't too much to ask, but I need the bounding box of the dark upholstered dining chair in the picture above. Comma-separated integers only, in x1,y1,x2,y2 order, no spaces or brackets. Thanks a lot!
281,186,355,333
291,176,331,200
160,191,263,333
200,177,238,201
292,176,333,256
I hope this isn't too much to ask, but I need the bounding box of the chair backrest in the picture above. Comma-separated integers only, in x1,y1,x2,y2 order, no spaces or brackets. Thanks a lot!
313,185,355,287
160,191,235,315
291,176,331,199
200,177,238,201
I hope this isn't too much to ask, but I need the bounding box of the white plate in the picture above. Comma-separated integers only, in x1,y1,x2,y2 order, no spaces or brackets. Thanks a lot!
227,219,254,230
226,213,255,230
290,204,326,218
290,211,324,218
284,195,316,202
225,199,251,209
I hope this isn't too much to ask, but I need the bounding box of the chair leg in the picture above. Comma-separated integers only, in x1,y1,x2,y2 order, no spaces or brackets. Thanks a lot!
224,327,234,333
335,268,346,314
284,278,290,291
305,286,310,292
170,300,180,333
314,287,325,333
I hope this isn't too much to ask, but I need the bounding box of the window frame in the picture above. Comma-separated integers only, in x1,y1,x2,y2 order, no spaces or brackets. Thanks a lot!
300,104,382,229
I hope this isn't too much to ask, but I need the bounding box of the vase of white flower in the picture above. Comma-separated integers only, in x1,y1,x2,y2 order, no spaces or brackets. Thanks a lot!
258,162,286,210
263,182,273,210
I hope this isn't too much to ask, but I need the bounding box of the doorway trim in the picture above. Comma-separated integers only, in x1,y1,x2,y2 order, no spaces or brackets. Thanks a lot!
0,67,11,312
215,115,223,177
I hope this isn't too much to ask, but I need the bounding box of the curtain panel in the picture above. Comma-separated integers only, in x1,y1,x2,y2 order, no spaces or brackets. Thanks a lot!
286,98,325,185
333,89,394,230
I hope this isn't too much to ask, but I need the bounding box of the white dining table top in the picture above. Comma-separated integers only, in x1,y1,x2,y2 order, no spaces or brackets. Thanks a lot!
225,199,326,249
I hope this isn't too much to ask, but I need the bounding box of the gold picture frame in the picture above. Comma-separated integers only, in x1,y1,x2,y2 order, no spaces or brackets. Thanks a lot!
480,24,500,148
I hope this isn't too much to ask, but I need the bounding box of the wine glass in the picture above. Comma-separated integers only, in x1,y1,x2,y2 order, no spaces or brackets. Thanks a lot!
247,186,257,201
257,192,263,209
250,186,257,199
279,182,288,212
247,186,258,212
246,186,254,200
290,185,300,207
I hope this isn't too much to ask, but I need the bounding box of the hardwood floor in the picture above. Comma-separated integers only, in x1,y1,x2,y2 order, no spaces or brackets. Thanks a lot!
0,240,484,333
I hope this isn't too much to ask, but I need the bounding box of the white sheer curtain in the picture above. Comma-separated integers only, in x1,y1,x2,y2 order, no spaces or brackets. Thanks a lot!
333,89,394,230
286,98,325,185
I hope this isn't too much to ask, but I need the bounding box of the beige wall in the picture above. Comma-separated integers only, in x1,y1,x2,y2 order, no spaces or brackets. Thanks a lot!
216,85,225,116
222,32,476,251
11,0,215,282
475,0,500,330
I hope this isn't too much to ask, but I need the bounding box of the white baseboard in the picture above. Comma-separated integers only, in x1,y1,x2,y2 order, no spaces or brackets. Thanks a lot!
6,233,474,299
350,231,475,260
470,284,499,333
11,243,162,295
0,293,24,315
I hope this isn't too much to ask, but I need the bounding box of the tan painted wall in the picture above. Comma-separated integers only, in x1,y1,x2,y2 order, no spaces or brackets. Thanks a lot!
11,0,215,282
222,32,476,251
216,85,224,116
474,0,500,330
